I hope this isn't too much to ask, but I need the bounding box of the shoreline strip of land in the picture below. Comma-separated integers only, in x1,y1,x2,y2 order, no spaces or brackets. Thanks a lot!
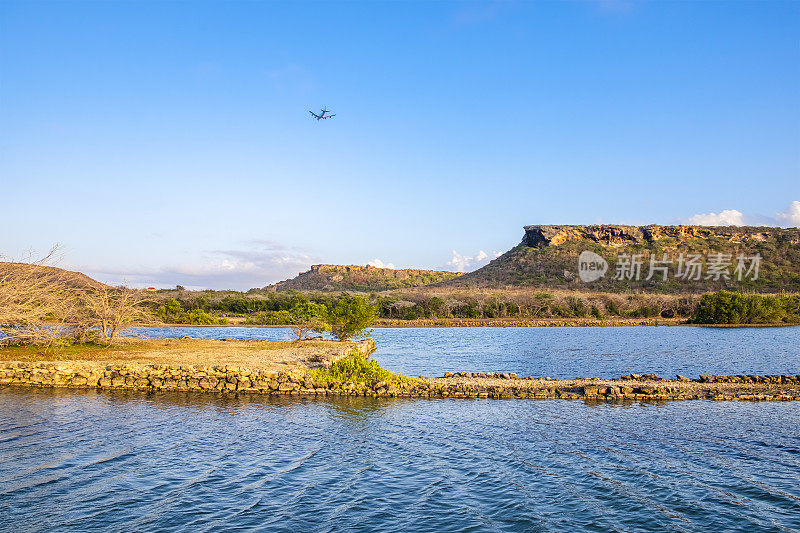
2,363,798,402
2,338,798,402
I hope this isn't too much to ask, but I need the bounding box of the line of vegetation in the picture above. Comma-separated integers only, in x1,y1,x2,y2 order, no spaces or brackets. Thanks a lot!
150,287,800,326
154,288,698,321
690,291,800,325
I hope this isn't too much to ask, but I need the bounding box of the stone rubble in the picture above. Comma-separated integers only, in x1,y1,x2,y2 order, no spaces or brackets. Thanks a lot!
1,362,798,401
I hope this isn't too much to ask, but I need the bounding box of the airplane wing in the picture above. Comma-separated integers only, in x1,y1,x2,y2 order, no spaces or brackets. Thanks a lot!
309,111,320,119
320,114,335,119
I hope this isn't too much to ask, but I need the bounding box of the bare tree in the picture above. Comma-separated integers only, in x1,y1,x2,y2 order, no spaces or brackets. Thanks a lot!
80,285,154,343
0,246,156,347
0,246,77,347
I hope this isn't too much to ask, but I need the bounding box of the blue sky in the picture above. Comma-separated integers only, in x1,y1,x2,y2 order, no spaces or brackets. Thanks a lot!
1,1,798,289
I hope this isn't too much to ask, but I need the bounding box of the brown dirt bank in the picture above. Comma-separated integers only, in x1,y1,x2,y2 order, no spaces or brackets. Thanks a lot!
0,338,376,373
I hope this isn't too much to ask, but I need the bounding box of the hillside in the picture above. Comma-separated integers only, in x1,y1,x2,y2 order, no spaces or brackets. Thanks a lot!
269,264,463,292
442,225,800,293
0,262,107,290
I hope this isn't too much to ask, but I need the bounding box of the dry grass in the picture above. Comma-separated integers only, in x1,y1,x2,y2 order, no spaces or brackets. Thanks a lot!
0,337,370,372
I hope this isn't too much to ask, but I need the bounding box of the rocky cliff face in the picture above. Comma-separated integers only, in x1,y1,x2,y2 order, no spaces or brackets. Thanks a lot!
522,225,799,248
443,225,800,293
270,265,463,292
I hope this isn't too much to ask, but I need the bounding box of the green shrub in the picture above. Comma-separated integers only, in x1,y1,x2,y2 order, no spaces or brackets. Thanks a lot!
690,291,800,324
310,349,414,384
310,349,392,382
186,309,228,325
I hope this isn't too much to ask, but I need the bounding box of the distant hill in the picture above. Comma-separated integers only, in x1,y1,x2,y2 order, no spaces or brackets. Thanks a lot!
441,225,800,293
269,264,463,292
0,262,107,290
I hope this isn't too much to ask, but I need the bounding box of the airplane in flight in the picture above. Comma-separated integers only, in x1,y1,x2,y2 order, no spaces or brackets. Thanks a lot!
309,108,335,120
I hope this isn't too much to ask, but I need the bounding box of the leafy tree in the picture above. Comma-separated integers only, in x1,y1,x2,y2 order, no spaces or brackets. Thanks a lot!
244,310,294,325
426,296,445,317
324,295,378,340
289,301,328,340
154,298,184,322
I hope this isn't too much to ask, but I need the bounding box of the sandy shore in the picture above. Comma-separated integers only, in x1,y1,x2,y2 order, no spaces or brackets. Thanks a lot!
0,338,376,373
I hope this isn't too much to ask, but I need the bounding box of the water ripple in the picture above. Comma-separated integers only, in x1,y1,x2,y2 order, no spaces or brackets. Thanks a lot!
1,389,799,532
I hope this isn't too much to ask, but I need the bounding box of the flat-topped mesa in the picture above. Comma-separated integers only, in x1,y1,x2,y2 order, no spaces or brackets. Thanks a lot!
271,264,463,292
308,264,462,280
522,224,800,248
443,224,800,291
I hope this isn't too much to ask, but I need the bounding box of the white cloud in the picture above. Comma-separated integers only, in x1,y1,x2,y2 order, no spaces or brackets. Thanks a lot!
684,202,800,227
445,250,502,273
776,201,800,227
73,242,318,291
687,209,745,226
367,259,396,269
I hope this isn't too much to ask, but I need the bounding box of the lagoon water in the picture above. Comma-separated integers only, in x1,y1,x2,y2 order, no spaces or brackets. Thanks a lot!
133,325,800,379
2,327,800,531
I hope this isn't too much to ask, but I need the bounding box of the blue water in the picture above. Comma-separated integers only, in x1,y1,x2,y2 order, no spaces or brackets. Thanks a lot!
2,327,800,531
132,326,800,379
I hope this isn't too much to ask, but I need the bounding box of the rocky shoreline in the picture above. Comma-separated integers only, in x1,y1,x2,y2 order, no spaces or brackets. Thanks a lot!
373,317,681,327
1,362,798,401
